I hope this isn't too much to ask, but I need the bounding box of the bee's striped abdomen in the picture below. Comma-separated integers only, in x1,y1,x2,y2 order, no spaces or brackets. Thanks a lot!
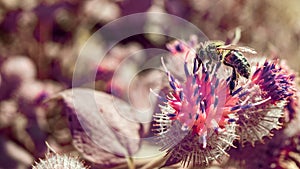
225,51,251,78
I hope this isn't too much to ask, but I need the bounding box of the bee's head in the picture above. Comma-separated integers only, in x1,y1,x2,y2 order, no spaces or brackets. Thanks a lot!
197,41,225,61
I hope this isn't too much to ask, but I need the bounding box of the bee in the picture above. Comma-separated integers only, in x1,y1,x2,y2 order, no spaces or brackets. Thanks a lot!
195,41,257,94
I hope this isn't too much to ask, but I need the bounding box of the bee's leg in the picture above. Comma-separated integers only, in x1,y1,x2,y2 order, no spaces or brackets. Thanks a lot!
229,69,237,95
195,54,207,73
197,56,202,71
193,57,200,74
223,62,237,95
206,57,213,73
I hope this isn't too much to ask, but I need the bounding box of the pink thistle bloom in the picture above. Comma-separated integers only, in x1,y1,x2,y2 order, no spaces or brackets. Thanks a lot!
153,40,239,167
159,53,239,142
160,57,238,137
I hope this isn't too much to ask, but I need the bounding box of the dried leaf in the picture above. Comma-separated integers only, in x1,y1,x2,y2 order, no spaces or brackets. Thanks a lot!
50,88,141,166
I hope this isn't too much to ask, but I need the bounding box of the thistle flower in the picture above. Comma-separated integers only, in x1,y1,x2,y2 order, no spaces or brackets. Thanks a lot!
32,152,87,169
33,154,87,169
234,58,297,145
153,45,239,167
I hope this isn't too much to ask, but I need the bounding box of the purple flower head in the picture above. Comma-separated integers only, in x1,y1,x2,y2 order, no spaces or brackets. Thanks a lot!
251,59,296,103
233,58,298,146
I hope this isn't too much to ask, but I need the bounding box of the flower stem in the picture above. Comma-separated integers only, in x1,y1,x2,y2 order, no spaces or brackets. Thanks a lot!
127,156,135,169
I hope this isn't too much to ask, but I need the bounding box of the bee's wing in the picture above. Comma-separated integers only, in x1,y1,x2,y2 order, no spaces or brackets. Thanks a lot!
217,44,257,54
